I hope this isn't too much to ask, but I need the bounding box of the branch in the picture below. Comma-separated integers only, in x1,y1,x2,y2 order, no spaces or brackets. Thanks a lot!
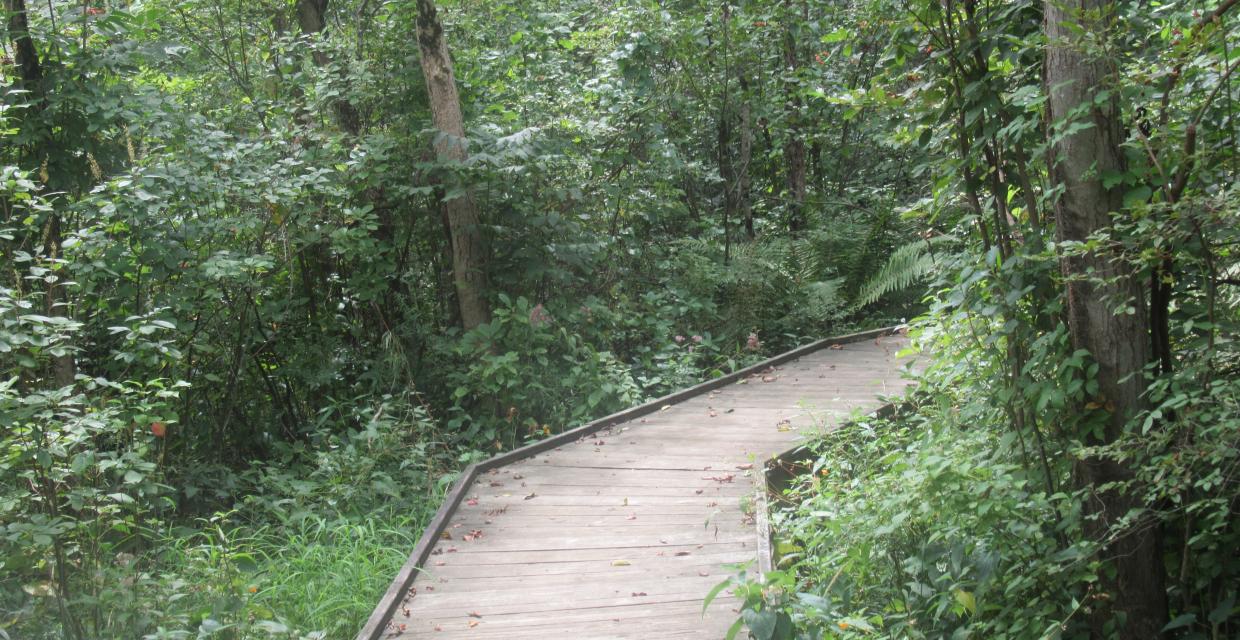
1159,0,1238,123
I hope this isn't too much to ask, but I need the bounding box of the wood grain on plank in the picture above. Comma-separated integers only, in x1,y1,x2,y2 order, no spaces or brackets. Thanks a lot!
366,332,913,638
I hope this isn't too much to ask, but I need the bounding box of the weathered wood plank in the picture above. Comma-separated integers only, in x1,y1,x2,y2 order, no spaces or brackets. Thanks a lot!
359,329,913,639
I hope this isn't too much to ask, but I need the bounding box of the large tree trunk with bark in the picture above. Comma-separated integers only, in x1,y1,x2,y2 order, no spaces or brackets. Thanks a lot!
1044,2,1168,637
414,0,491,330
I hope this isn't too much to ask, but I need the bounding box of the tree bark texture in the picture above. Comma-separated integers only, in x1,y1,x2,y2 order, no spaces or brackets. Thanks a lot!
1044,2,1168,637
4,0,43,89
414,0,491,330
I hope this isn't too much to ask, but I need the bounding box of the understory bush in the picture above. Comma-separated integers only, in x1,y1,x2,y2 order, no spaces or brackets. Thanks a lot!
727,270,1240,638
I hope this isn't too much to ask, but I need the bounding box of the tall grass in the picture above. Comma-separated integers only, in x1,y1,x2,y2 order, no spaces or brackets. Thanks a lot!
143,507,434,639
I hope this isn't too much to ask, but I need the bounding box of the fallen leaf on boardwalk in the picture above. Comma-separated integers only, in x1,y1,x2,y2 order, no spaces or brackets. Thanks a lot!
762,375,777,382
489,481,503,487
440,531,453,540
726,408,735,413
446,547,458,553
736,463,754,470
631,592,647,596
468,612,482,618
830,343,844,350
623,497,629,506
435,560,446,566
707,501,718,506
695,489,704,494
660,405,671,411
468,620,479,628
708,410,717,417
524,492,537,500
675,551,691,556
512,474,524,480
699,570,710,576
626,513,637,520
466,498,478,506
462,529,484,542
611,559,631,566
434,625,442,631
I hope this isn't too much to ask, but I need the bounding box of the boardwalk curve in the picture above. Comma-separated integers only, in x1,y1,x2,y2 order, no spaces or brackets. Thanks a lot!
360,328,914,639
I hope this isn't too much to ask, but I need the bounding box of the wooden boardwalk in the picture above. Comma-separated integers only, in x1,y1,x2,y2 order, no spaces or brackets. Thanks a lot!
360,328,914,639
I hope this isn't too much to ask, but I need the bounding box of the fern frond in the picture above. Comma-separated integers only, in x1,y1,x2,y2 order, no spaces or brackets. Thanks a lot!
852,235,956,309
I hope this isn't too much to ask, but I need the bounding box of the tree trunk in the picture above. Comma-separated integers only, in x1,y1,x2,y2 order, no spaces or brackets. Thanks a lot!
781,0,807,234
717,4,734,264
6,0,76,388
738,74,754,240
1044,2,1168,637
414,0,490,330
295,0,362,136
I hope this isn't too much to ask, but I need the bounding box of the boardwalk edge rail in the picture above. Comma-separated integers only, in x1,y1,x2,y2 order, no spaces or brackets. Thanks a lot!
357,325,905,639
755,401,904,577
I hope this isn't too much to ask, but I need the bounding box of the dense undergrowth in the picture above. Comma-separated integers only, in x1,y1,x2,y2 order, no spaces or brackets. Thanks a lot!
733,252,1240,639
4,0,1238,638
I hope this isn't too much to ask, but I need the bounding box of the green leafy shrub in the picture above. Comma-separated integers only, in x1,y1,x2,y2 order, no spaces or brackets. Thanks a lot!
441,295,643,448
